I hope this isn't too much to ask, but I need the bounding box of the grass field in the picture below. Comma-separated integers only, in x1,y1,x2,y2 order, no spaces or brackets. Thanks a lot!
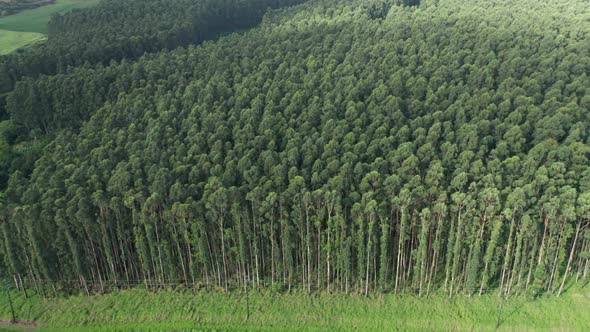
1,286,590,331
0,29,45,54
0,0,98,54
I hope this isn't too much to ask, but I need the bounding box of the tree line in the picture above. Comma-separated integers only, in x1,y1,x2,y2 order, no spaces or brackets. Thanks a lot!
1,0,590,298
0,0,54,17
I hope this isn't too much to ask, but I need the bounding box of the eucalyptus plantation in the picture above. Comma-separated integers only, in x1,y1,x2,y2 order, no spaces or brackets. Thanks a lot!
0,0,589,301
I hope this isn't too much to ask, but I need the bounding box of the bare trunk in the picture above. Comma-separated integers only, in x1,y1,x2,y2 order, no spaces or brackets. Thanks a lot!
172,222,188,284
479,263,488,296
365,239,370,296
17,274,28,299
427,250,438,296
547,225,565,293
558,222,581,296
327,230,331,292
537,217,549,266
220,216,229,291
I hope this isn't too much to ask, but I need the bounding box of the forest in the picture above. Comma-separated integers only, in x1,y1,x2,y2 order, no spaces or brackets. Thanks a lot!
0,0,590,303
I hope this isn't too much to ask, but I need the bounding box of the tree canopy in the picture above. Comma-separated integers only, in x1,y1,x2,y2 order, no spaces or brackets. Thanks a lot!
1,0,589,297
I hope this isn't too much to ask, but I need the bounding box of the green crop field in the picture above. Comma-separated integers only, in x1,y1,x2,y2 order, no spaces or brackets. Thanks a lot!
0,0,98,54
1,287,590,331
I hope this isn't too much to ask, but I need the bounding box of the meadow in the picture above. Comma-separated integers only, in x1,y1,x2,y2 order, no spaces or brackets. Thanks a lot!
0,29,44,54
0,0,98,53
1,286,590,331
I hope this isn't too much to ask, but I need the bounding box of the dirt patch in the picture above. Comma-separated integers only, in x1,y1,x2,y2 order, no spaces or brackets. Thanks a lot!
0,319,37,327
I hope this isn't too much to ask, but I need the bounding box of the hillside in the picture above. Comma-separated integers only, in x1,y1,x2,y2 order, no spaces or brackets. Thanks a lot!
0,0,99,55
0,0,589,323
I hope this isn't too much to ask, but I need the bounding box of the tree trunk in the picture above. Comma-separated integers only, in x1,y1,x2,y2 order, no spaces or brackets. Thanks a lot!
219,214,229,291
558,222,581,296
365,237,371,297
537,217,549,266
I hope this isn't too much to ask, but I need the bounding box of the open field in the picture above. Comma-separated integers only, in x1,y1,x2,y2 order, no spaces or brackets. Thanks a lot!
0,29,44,54
1,287,590,331
0,0,98,54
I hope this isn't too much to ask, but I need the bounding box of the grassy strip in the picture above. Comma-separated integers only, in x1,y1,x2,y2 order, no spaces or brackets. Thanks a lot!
0,28,45,54
1,286,589,331
0,0,98,34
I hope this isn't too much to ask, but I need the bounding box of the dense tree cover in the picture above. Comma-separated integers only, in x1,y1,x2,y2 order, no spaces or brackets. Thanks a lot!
0,0,54,17
0,0,305,94
0,0,305,195
1,0,590,298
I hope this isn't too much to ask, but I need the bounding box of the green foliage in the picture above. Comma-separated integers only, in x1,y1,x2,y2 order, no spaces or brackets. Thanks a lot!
400,0,420,7
0,0,305,93
364,0,392,20
0,0,55,18
0,0,589,300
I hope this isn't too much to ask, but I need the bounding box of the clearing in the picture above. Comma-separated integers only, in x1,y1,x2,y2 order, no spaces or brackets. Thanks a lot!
0,29,44,54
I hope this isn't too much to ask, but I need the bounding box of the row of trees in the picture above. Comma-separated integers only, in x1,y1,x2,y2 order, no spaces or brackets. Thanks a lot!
0,0,54,17
1,0,590,298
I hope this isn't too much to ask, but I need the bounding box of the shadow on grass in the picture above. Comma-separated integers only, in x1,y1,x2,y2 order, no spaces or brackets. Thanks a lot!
495,297,534,330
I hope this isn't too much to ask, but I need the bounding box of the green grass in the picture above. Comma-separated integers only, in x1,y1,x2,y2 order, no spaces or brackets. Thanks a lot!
0,28,45,54
0,0,98,34
1,287,590,331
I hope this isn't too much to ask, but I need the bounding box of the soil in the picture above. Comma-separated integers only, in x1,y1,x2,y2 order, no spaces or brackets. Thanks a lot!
0,319,37,329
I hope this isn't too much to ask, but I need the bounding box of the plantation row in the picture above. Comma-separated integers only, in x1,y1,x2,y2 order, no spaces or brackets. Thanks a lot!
1,0,590,299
